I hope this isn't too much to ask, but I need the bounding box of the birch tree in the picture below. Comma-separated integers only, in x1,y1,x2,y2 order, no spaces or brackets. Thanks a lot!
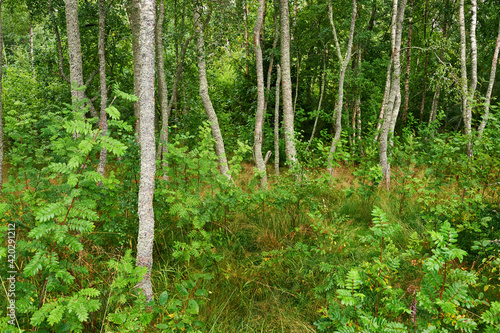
379,0,406,189
326,0,356,176
459,0,476,157
136,0,156,303
97,0,108,181
64,0,84,107
478,18,500,136
253,0,267,187
194,6,231,180
156,0,169,179
279,0,297,164
274,65,281,176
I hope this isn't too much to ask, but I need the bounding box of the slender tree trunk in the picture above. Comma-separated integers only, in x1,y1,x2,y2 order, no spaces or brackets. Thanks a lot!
466,0,477,156
253,0,267,187
195,7,231,180
156,0,169,179
279,0,297,164
380,0,406,189
307,47,327,148
0,0,3,194
97,0,108,182
459,0,472,156
419,0,429,121
402,0,414,125
429,0,450,125
65,0,85,105
30,25,34,78
136,0,156,303
264,0,279,113
327,0,357,176
275,65,281,176
478,19,500,136
374,61,392,142
127,0,142,141
243,0,249,75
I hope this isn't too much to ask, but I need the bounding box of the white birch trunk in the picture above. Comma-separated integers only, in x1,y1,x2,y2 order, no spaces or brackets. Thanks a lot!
279,0,297,164
478,19,500,136
379,0,406,189
274,65,281,176
326,0,357,176
136,0,156,303
156,0,169,179
253,0,267,187
194,7,231,180
459,0,472,156
64,0,85,107
97,0,108,182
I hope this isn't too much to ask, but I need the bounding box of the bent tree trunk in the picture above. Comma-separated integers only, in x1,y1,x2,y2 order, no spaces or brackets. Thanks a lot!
379,0,406,189
194,7,231,180
253,0,267,187
326,0,357,176
478,18,500,136
136,0,156,303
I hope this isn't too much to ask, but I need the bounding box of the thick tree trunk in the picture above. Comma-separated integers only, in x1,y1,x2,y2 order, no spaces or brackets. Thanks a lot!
156,0,169,179
253,0,267,187
50,0,98,118
0,0,3,194
127,0,142,141
65,0,85,106
194,7,231,180
136,0,156,303
97,0,108,182
478,19,500,136
279,0,297,164
327,0,357,176
274,65,281,176
380,0,406,189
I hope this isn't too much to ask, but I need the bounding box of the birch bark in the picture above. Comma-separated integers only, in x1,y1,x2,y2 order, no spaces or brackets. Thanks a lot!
97,0,108,181
253,0,267,187
326,0,357,176
156,0,169,179
65,0,85,107
136,0,156,303
275,65,281,176
379,0,406,189
194,7,231,180
478,19,500,136
279,0,297,164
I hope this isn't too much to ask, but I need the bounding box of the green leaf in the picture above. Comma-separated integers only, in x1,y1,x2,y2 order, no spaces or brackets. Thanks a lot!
105,106,120,120
187,299,199,314
159,291,169,306
47,305,65,326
